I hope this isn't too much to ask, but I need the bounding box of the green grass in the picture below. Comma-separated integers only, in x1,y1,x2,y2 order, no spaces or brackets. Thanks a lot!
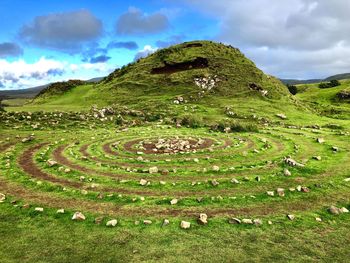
1,41,350,262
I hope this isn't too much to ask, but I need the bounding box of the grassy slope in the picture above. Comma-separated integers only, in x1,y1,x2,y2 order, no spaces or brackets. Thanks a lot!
1,42,350,262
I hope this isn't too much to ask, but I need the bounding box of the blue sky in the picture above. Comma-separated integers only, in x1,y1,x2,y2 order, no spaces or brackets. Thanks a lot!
1,0,350,90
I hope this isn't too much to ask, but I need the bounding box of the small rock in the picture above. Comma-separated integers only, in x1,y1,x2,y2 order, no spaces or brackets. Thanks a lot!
231,178,239,184
253,219,263,225
228,218,241,224
276,188,285,197
315,217,322,222
255,176,261,182
340,207,349,213
313,156,322,161
143,220,152,225
149,166,159,174
162,219,170,226
72,212,86,221
287,214,295,220
170,199,178,205
180,221,191,229
159,181,166,185
301,187,310,193
56,209,65,214
284,169,292,176
242,219,253,224
344,178,350,182
34,207,43,212
198,213,208,225
328,206,340,215
211,180,219,187
140,179,148,186
268,220,273,225
212,165,220,172
267,191,275,197
332,146,339,152
0,193,5,203
276,113,287,120
106,219,118,227
317,138,325,144
47,159,57,167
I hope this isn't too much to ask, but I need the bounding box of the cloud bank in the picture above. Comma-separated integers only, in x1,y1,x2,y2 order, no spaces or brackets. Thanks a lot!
19,9,103,53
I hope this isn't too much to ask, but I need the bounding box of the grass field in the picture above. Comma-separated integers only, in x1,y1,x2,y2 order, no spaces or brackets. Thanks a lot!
1,41,350,262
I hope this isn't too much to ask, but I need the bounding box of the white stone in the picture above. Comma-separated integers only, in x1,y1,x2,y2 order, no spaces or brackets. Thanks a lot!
170,199,178,205
180,221,191,229
56,209,65,214
72,212,86,221
35,207,44,212
106,219,118,227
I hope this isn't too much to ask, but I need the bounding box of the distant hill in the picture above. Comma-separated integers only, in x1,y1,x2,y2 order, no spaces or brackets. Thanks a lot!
281,72,350,85
0,77,103,99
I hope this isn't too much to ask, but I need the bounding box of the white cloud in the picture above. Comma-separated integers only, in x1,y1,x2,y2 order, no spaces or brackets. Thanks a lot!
0,58,114,90
180,0,350,78
134,45,158,61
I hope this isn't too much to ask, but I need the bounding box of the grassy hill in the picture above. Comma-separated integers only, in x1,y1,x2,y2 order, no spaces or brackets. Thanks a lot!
1,41,350,262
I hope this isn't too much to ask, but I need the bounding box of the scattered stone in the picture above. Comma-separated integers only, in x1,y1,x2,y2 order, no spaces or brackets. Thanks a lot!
139,179,148,186
315,217,322,222
211,180,219,187
317,138,325,144
0,193,5,203
276,113,287,120
253,219,263,225
344,178,350,182
34,207,44,212
284,157,304,167
332,146,339,152
242,219,253,224
143,220,152,225
198,213,208,225
231,178,239,184
159,181,166,185
340,207,349,213
313,156,322,161
267,191,275,197
47,159,58,167
287,214,295,220
106,219,118,227
72,212,86,221
268,220,273,225
56,209,65,214
170,199,178,205
149,166,159,174
328,206,340,215
276,188,285,197
180,221,191,229
212,165,220,172
228,218,241,224
284,169,292,176
162,219,170,226
301,187,310,193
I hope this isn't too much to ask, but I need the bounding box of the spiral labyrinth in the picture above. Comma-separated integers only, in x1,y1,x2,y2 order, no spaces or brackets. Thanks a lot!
1,125,349,225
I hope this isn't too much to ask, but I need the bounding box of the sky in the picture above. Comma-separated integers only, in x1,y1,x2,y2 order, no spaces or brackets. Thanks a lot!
0,0,349,90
